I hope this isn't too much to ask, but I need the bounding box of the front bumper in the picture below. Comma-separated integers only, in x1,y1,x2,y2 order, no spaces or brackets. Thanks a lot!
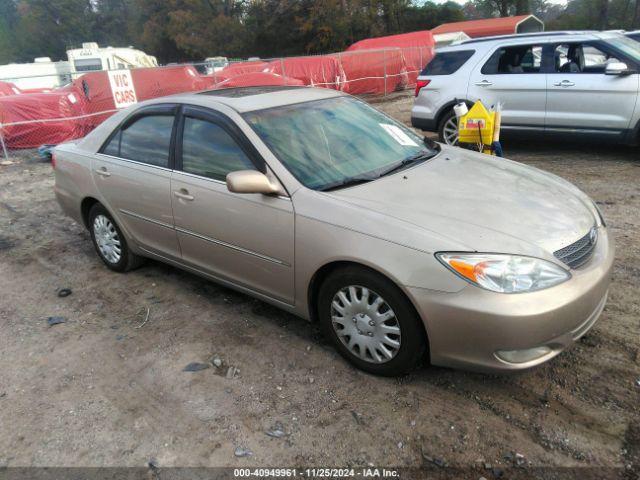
407,227,615,373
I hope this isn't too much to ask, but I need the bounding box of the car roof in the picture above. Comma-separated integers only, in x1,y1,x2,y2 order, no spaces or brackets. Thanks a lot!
72,86,346,153
440,30,623,52
168,86,344,113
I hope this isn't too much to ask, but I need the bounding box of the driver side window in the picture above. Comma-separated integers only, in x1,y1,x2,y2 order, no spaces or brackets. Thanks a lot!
180,117,255,181
553,43,620,73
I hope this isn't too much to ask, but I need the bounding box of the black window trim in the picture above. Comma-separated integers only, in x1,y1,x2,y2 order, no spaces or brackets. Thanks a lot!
98,103,180,170
174,105,267,178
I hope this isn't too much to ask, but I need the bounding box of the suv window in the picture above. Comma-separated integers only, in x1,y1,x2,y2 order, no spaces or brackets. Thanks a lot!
482,44,542,74
420,50,474,75
103,114,174,167
554,43,621,73
627,33,640,43
181,117,255,181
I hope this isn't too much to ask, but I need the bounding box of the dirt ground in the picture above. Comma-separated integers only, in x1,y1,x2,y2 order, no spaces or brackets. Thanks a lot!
0,93,638,477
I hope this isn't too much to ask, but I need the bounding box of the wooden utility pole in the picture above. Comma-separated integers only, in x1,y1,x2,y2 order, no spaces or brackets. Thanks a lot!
598,0,610,30
633,0,640,28
515,0,529,15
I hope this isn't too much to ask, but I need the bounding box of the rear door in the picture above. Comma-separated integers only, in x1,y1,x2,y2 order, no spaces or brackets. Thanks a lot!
467,42,547,128
546,41,639,132
93,105,181,258
170,106,295,304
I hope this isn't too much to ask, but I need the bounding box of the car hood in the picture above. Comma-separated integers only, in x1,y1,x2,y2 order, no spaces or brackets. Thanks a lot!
330,147,597,257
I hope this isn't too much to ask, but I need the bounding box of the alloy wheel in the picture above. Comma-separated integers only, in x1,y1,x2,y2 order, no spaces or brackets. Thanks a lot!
443,116,459,145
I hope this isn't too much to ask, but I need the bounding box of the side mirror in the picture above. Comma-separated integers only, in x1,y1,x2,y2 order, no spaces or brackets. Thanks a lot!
226,170,280,195
605,62,633,75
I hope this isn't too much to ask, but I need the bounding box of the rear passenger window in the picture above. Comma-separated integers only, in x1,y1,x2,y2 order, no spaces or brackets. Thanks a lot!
421,50,475,75
102,115,174,168
482,45,542,74
181,117,255,181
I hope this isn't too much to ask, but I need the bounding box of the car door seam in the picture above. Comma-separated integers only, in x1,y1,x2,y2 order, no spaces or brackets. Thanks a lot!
119,209,174,230
174,227,291,267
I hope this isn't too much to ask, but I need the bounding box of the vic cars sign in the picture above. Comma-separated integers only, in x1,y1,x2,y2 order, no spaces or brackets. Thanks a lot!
108,70,137,109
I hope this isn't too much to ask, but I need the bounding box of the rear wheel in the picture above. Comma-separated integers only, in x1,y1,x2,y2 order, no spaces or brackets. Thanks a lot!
438,109,459,146
88,203,143,272
318,266,427,376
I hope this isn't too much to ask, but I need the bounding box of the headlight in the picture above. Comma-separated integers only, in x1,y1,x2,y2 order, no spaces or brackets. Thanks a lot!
436,253,571,293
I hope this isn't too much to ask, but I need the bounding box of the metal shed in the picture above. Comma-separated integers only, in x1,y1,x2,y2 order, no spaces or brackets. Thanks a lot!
431,15,544,39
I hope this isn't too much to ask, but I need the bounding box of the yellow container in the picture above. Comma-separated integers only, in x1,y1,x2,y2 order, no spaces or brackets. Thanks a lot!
458,101,495,146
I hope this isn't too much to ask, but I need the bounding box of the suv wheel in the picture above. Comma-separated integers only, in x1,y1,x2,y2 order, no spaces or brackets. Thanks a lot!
88,203,144,272
438,109,459,145
318,266,427,376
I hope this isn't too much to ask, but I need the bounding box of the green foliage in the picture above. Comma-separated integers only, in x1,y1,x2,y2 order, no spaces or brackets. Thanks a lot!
463,0,640,30
0,0,638,65
547,0,640,30
17,0,96,61
0,0,466,63
0,0,19,63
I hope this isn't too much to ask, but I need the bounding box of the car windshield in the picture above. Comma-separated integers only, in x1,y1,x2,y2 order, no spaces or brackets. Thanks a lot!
243,96,438,191
605,35,640,62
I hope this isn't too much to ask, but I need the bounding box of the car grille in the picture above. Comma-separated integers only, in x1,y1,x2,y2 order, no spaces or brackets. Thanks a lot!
554,227,597,269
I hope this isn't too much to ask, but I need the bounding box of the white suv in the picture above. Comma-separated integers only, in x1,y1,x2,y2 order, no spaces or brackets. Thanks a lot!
411,31,640,146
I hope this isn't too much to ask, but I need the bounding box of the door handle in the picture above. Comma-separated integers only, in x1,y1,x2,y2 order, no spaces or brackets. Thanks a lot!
95,167,111,177
474,80,493,87
173,189,194,201
553,80,575,87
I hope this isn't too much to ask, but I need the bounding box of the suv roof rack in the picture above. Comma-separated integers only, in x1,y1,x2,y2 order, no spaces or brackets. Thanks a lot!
458,31,598,45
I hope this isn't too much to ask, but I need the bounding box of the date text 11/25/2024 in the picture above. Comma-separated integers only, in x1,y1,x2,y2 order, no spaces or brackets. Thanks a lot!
233,468,400,478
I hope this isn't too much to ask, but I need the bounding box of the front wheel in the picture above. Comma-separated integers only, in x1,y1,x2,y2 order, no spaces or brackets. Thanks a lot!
437,109,459,146
318,267,427,376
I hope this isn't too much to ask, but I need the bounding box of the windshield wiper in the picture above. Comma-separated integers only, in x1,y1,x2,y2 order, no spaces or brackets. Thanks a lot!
318,148,437,192
318,175,376,192
378,149,436,178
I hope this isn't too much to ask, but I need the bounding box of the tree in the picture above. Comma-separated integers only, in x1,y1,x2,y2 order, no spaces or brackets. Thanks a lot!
13,0,96,61
515,0,529,14
598,0,610,29
93,0,136,48
0,0,19,63
132,0,187,63
10,0,638,67
470,0,516,17
166,0,245,58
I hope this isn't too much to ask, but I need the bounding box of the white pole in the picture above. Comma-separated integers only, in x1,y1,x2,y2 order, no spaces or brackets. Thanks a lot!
383,49,387,96
280,57,287,85
0,125,9,162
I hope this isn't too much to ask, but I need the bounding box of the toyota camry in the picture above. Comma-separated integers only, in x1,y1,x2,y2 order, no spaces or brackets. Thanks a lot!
53,86,613,376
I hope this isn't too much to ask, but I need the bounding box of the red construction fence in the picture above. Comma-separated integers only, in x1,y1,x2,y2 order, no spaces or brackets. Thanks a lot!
0,42,435,152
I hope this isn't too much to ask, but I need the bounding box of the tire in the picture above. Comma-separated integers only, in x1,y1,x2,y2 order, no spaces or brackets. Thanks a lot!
317,266,427,376
437,109,459,146
88,203,144,272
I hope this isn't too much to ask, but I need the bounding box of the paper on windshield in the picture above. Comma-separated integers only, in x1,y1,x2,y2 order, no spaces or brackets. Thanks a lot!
379,123,419,147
